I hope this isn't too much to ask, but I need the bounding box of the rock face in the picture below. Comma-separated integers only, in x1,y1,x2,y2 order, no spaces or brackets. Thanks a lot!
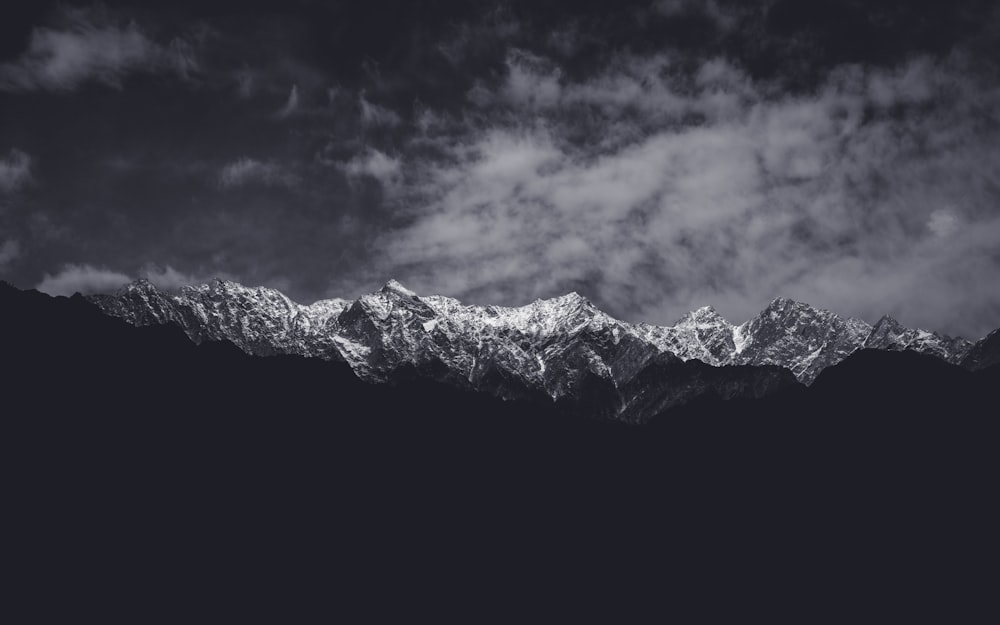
88,278,986,422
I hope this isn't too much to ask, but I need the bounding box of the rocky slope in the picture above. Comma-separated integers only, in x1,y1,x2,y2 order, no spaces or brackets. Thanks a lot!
88,278,986,422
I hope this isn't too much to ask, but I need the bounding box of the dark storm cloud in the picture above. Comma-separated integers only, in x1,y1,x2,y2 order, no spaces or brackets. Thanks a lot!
4,0,1000,337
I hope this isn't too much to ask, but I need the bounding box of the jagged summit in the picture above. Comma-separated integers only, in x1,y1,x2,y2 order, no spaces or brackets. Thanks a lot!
867,314,907,338
674,305,730,327
86,277,990,420
736,298,874,383
766,296,796,307
762,296,825,316
874,313,902,326
530,291,599,318
379,279,417,297
545,291,589,304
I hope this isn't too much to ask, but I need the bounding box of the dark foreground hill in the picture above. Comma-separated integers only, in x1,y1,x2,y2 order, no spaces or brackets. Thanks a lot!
2,283,998,622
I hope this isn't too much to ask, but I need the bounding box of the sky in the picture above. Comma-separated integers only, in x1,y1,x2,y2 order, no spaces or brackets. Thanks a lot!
2,0,999,338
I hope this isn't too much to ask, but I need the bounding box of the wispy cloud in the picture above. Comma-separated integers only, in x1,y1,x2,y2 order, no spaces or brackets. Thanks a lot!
276,84,300,117
338,149,403,194
36,264,133,296
358,91,401,127
138,264,235,291
651,0,739,31
0,6,199,92
36,263,225,296
0,149,33,193
0,239,21,271
217,157,300,189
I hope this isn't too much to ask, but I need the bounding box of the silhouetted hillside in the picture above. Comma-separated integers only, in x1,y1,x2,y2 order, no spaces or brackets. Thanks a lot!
2,282,997,622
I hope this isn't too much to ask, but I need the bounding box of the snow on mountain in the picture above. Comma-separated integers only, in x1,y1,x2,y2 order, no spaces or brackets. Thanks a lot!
90,279,350,360
88,279,985,420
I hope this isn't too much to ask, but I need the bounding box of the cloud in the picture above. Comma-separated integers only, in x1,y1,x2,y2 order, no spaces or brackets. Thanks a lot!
0,6,198,92
927,208,961,238
338,149,403,194
358,92,401,127
236,67,255,98
138,264,234,291
346,46,1000,338
217,158,300,189
436,6,521,67
277,84,300,117
10,3,1000,340
0,239,21,270
36,264,133,296
500,49,562,109
0,149,33,193
651,0,740,33
35,263,224,296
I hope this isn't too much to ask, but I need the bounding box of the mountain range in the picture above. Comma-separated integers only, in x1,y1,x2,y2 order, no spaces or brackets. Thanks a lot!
88,278,998,422
3,280,999,621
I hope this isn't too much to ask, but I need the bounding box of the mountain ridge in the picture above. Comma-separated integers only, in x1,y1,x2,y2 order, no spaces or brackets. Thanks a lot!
80,277,995,422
